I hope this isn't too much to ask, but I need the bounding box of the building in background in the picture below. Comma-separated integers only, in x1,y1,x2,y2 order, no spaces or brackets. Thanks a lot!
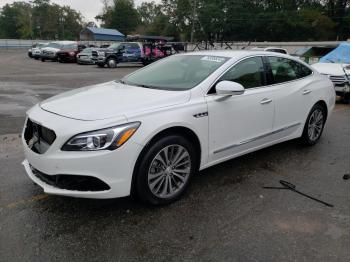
80,27,125,41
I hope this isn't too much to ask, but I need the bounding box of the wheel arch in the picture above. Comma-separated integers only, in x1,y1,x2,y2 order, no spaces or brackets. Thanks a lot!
314,100,328,121
130,125,202,196
106,55,118,61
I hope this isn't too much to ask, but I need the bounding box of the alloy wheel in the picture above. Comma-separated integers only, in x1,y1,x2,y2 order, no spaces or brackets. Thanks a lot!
148,145,191,199
108,59,116,68
307,109,324,141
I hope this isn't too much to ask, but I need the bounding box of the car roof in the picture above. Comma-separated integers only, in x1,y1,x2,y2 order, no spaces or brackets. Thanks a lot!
181,50,290,59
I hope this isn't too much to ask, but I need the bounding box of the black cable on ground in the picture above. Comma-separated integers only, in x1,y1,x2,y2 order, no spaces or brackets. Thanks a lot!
263,180,334,208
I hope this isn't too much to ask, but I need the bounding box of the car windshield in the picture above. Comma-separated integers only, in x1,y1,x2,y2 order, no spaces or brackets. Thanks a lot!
122,55,229,91
109,43,121,49
81,48,92,53
61,44,77,50
47,42,60,48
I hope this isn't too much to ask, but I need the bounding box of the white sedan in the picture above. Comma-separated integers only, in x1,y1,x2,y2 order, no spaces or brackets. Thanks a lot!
22,51,335,205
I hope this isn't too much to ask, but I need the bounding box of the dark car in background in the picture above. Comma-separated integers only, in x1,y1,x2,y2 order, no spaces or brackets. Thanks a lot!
92,42,143,68
91,36,181,68
57,44,86,63
41,41,77,62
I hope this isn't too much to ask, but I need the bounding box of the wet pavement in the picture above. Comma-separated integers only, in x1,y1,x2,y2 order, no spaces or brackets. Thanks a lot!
0,51,350,262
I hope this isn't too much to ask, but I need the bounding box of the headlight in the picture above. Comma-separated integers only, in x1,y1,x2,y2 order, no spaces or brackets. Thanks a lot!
98,51,105,57
62,122,141,151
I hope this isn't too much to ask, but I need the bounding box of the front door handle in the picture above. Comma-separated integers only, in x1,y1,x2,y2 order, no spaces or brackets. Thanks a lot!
302,89,312,95
260,98,272,105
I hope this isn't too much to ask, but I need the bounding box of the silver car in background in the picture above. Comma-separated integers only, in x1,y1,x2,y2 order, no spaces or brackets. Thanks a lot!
77,48,95,65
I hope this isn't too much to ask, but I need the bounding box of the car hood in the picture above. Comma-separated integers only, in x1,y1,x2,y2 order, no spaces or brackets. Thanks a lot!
40,81,191,121
42,47,60,53
312,62,350,76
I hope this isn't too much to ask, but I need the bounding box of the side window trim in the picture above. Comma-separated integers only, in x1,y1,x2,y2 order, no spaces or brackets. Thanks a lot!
207,55,268,95
262,56,274,86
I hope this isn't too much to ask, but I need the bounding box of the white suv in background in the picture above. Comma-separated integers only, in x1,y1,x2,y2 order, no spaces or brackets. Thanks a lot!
31,43,49,60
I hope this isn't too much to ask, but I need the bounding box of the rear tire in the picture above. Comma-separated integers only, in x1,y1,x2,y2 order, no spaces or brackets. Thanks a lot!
41,58,45,62
301,104,326,146
135,135,198,205
142,60,150,66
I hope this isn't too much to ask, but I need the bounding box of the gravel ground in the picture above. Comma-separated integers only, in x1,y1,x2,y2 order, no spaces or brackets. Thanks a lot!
0,50,349,262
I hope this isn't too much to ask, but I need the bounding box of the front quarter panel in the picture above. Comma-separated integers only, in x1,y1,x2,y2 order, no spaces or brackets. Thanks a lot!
127,91,209,168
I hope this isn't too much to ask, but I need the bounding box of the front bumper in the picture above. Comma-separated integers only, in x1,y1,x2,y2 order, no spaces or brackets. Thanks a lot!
77,56,94,64
22,105,143,199
335,85,350,96
41,54,57,60
92,56,106,64
33,53,41,58
58,56,76,62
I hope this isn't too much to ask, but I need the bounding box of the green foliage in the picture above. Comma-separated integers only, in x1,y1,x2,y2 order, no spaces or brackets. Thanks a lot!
0,0,83,39
96,0,140,35
1,0,350,41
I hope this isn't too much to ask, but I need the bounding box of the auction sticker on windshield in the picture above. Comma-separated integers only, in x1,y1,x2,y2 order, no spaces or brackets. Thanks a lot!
201,56,227,63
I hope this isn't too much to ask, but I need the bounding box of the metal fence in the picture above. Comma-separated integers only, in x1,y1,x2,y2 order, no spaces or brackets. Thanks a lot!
0,39,117,49
0,39,344,54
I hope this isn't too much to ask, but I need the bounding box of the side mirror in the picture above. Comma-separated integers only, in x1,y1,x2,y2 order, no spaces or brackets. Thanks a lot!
216,81,245,96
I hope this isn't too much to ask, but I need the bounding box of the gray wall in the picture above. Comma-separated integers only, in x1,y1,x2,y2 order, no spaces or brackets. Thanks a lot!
0,39,343,54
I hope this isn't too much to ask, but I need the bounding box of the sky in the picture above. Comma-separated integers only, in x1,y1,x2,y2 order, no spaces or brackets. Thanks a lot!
0,0,160,23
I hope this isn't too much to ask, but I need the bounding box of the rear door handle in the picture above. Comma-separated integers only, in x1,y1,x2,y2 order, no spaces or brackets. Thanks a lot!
260,98,272,105
302,89,312,95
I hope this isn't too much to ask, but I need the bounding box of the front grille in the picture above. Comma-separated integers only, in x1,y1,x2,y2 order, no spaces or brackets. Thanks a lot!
328,75,348,86
24,119,56,154
43,51,54,56
31,166,111,192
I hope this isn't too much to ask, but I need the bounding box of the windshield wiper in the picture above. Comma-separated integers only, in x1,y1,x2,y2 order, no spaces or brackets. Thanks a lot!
326,58,335,63
135,84,154,89
119,80,160,89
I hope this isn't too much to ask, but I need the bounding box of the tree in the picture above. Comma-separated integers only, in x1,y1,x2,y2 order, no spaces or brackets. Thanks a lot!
137,1,162,25
0,0,83,39
96,0,140,35
0,2,32,39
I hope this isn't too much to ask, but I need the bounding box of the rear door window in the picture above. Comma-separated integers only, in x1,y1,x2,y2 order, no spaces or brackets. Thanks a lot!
267,57,312,84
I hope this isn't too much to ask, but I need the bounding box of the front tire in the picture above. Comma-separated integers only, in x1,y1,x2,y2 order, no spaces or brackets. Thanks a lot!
135,135,198,205
107,58,117,68
301,104,326,146
343,93,350,104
